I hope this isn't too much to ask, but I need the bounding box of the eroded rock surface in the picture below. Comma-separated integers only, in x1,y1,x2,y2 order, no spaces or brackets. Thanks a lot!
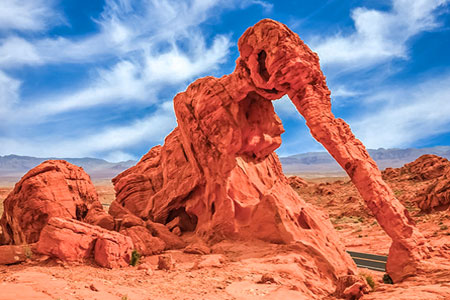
383,155,450,212
0,160,113,245
383,154,449,182
0,244,30,265
111,19,429,285
36,217,133,268
288,175,308,189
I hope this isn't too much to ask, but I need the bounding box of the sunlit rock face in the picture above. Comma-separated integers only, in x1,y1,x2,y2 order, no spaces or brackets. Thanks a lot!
112,19,428,283
0,160,113,245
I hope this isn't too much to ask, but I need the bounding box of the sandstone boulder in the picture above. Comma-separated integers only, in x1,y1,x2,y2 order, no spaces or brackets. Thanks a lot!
36,217,133,267
120,226,165,256
0,244,30,265
0,160,112,244
146,220,186,250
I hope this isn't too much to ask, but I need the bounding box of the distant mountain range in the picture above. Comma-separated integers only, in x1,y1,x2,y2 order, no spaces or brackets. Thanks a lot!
0,155,136,181
280,146,450,175
1,146,450,182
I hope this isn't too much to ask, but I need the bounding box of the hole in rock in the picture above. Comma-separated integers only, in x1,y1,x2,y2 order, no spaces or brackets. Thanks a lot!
166,207,198,232
211,202,216,216
76,204,88,220
297,210,311,230
257,50,270,82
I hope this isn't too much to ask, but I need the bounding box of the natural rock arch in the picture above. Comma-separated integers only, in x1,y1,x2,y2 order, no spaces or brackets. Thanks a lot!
112,19,428,282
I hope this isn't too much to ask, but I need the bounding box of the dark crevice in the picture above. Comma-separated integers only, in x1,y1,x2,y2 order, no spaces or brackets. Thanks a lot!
297,210,311,230
180,144,189,162
211,202,216,215
262,87,279,94
257,50,270,82
76,204,88,220
166,207,198,232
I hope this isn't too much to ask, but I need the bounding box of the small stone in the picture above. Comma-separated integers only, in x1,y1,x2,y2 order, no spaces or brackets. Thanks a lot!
184,242,211,255
257,273,277,284
89,284,99,292
172,226,182,236
157,255,174,271
197,254,225,268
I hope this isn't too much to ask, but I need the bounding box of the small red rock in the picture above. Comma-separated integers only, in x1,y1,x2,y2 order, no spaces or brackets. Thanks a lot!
184,241,211,255
157,255,174,271
146,221,185,250
0,245,29,265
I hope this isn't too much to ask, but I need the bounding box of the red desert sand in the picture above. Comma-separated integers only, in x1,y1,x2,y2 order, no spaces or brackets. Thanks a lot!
1,19,449,300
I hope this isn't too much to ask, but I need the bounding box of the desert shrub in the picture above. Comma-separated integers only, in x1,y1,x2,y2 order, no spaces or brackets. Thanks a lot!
440,225,448,231
364,275,375,290
24,244,33,259
394,189,403,197
130,250,141,267
382,273,393,284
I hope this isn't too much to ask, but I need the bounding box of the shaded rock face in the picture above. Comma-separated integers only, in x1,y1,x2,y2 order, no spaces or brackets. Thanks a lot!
0,160,112,245
384,155,450,212
111,19,426,283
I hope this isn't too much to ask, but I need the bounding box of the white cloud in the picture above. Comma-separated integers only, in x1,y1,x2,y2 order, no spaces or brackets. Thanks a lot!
104,151,136,163
273,95,299,119
0,36,42,67
8,34,230,123
351,73,450,148
0,0,245,159
0,0,232,124
242,0,273,12
0,101,176,159
331,86,360,98
0,70,20,116
312,0,449,68
0,0,236,67
0,0,61,31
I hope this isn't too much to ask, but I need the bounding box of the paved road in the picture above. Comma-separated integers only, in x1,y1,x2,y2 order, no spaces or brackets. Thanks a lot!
347,251,387,272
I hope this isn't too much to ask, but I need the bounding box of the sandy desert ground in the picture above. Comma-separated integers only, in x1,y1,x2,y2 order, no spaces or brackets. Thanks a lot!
1,171,449,300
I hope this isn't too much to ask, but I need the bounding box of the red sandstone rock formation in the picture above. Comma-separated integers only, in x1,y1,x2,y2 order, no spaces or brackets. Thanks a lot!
288,175,308,189
383,154,449,181
0,160,114,245
111,19,427,283
0,244,30,265
382,155,450,212
36,217,133,268
417,166,450,212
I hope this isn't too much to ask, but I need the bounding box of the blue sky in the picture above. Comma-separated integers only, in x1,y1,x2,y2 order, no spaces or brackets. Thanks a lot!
0,0,449,162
